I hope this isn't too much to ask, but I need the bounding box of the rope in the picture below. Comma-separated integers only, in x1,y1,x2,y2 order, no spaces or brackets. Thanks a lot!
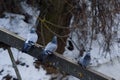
43,22,69,38
38,17,70,29
40,22,46,46
45,20,70,29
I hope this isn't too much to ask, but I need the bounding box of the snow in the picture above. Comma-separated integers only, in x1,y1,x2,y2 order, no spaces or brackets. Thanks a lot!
63,47,79,62
0,48,51,80
0,1,51,80
92,59,120,80
20,1,40,26
89,40,120,80
0,13,30,38
0,1,120,80
11,48,51,80
62,11,120,79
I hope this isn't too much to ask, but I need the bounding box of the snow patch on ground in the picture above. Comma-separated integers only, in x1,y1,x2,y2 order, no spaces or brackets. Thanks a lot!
0,48,51,80
0,2,51,80
63,20,120,80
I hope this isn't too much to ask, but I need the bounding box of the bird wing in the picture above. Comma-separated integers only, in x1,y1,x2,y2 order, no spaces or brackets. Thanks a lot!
44,42,57,54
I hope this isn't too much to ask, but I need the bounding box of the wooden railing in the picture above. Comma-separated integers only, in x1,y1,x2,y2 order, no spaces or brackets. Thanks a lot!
0,28,115,80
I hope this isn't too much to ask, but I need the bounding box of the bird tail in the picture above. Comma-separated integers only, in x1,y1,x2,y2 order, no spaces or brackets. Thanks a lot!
37,50,48,64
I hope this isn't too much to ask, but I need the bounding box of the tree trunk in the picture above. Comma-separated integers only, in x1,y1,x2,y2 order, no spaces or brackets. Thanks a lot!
37,0,72,53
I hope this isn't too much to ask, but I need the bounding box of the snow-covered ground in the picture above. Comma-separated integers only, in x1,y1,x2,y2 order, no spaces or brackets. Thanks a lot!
90,38,120,80
0,1,52,80
0,48,51,80
0,1,120,80
63,37,120,80
63,20,120,80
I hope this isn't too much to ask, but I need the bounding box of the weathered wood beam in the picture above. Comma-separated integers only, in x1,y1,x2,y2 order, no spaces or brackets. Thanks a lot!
0,28,115,80
7,47,22,80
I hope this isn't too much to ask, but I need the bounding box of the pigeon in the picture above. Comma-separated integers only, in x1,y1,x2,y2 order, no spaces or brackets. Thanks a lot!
78,52,91,68
38,36,58,63
44,36,58,55
22,27,38,53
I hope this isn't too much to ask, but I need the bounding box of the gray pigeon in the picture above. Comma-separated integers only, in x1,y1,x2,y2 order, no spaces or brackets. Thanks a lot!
78,52,91,68
44,36,58,55
38,36,58,63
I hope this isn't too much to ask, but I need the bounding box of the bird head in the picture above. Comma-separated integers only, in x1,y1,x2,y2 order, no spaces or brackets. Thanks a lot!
51,36,57,44
30,27,36,33
84,52,91,60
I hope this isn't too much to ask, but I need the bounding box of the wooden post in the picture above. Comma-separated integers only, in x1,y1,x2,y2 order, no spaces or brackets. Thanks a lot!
7,47,22,80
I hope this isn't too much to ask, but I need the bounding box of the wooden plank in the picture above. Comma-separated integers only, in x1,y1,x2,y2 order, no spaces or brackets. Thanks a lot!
0,28,115,80
7,47,22,80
